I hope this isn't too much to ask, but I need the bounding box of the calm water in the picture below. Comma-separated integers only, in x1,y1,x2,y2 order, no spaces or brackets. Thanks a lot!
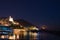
0,32,60,40
18,32,60,40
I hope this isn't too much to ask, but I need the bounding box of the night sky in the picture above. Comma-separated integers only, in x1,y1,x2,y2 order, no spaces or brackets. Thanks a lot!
0,0,60,30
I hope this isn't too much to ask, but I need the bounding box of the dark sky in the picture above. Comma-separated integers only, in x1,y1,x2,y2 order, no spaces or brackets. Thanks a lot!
0,0,60,30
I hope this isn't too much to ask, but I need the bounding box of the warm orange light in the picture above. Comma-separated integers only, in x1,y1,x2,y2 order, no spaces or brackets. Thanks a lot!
4,24,9,26
33,27,39,30
29,32,38,36
1,35,5,39
41,26,46,30
24,32,27,36
13,29,20,35
9,35,15,39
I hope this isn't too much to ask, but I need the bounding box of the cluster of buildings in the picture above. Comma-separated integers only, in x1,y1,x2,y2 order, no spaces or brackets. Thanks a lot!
0,16,39,39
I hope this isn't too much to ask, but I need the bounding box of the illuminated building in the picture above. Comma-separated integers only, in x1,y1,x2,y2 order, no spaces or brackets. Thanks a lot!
0,26,13,39
0,16,39,39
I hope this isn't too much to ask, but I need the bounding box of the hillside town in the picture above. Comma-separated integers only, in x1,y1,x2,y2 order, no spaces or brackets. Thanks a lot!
0,16,39,39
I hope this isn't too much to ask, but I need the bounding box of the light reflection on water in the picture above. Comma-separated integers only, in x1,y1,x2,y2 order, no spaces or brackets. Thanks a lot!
19,32,60,40
29,32,40,40
19,32,40,40
0,31,60,40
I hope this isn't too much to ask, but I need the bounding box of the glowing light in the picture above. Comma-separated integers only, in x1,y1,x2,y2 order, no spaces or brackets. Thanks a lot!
13,29,20,35
9,35,15,39
33,33,37,35
29,32,32,35
4,24,9,26
33,27,39,30
1,35,5,39
20,29,26,31
17,35,19,39
41,25,47,30
9,16,14,22
29,32,38,36
42,27,46,30
24,32,27,36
